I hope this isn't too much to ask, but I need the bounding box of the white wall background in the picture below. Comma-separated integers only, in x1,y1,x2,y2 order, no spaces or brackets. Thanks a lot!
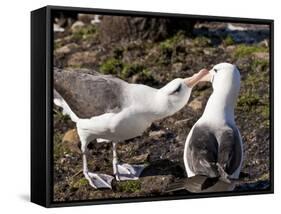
0,0,279,212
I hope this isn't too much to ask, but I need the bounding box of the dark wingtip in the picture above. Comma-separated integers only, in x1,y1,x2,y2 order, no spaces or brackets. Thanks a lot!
165,175,236,193
201,179,236,192
165,179,187,193
165,175,210,193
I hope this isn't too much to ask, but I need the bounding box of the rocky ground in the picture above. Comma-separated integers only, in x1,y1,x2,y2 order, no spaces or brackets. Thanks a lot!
53,14,271,202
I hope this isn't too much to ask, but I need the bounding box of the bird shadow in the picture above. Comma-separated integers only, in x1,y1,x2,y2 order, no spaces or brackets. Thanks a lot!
140,159,186,178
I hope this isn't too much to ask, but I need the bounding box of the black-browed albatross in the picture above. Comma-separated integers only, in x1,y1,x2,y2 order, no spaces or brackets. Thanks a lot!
54,67,209,189
166,63,243,193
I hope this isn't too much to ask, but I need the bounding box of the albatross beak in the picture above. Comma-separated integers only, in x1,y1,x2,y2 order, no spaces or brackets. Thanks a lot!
184,69,209,88
198,69,214,83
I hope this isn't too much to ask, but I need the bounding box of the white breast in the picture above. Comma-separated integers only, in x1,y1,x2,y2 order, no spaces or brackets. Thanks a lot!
76,107,152,142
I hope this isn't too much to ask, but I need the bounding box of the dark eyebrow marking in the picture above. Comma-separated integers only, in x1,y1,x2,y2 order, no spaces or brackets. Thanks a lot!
171,84,182,94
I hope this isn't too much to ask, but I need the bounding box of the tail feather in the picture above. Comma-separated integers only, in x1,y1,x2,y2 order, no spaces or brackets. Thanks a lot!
54,89,79,123
165,179,189,193
165,175,235,193
201,179,236,192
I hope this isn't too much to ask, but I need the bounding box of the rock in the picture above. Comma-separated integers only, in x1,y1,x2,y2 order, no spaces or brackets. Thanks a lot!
62,129,81,154
226,45,236,52
203,49,212,55
259,39,269,48
55,43,79,55
253,52,269,60
91,15,102,25
54,23,64,33
78,14,97,24
67,51,97,67
172,62,183,73
130,153,149,163
140,175,174,194
149,130,166,138
175,118,192,126
98,16,195,43
131,74,141,83
188,97,203,111
71,21,85,32
53,11,77,28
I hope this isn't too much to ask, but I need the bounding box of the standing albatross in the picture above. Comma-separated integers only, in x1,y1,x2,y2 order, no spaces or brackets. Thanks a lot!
54,67,209,189
166,63,243,193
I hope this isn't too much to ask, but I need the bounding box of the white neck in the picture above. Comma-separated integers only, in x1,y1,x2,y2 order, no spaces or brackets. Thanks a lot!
143,90,189,122
149,92,177,120
201,88,238,125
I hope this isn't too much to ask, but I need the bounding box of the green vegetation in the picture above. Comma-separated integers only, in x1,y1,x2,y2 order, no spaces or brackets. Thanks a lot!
237,70,267,109
100,58,153,80
224,35,235,46
260,105,270,118
193,36,211,47
113,47,124,59
159,33,185,64
237,91,260,108
70,63,83,69
54,41,63,50
100,58,123,75
53,108,70,123
237,58,270,127
116,180,141,193
54,133,65,160
122,64,147,78
258,173,270,181
244,69,266,88
72,25,96,41
233,44,268,58
72,178,89,189
251,59,269,72
237,94,269,128
160,32,184,51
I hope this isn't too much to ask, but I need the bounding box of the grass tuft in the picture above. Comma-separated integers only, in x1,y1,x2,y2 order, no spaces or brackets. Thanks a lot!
116,180,141,193
100,58,123,75
72,25,96,41
233,44,268,58
224,35,235,46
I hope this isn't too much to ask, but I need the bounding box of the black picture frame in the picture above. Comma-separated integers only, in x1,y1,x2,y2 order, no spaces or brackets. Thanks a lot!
31,5,274,208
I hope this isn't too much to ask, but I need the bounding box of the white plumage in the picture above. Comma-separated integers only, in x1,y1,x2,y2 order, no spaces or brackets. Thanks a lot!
54,68,208,188
54,69,208,188
184,63,243,183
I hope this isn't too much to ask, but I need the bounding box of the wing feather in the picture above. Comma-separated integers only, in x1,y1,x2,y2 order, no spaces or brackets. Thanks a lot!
54,68,127,118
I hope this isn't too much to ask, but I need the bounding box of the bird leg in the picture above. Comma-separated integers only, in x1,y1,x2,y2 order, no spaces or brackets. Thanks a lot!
112,142,145,181
81,140,114,189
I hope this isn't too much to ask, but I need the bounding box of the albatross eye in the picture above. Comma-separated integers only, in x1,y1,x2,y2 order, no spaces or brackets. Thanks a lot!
214,68,218,73
170,84,182,95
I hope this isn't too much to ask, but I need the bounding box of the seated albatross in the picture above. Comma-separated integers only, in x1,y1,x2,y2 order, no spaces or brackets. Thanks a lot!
54,67,209,189
166,63,243,193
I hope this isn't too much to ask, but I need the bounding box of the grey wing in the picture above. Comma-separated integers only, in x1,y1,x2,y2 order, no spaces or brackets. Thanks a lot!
186,125,219,178
54,68,127,118
217,125,242,177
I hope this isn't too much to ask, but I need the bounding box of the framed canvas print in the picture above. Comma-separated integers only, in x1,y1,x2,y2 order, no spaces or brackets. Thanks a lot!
31,5,274,207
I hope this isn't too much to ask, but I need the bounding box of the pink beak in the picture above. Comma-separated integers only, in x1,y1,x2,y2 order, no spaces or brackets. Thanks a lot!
184,69,210,88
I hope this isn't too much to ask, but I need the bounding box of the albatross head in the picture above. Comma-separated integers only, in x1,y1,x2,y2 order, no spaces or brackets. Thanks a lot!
158,69,209,116
208,63,240,96
201,63,241,121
